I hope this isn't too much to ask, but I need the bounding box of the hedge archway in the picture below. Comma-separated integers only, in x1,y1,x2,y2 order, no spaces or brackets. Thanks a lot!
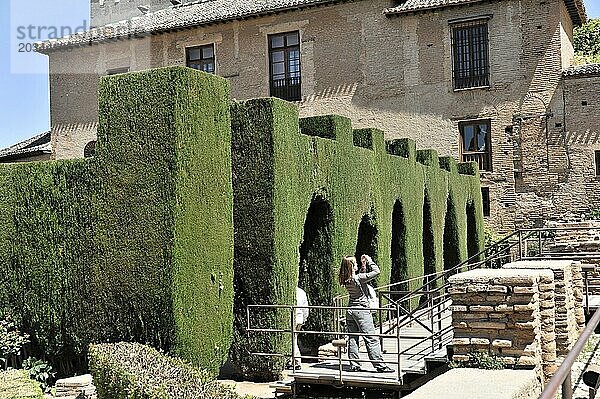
298,194,334,351
443,196,460,275
355,213,378,286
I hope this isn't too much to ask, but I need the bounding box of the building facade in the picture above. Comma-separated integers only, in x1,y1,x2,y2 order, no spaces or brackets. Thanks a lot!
36,0,597,232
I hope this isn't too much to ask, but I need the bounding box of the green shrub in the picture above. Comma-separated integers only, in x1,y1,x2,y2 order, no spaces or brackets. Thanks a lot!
88,343,242,399
229,98,485,379
0,67,234,376
22,358,54,393
0,369,43,399
449,351,505,370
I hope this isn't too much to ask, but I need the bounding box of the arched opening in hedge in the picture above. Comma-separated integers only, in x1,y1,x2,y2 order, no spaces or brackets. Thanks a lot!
390,200,408,293
421,192,436,304
298,194,334,351
443,196,460,276
466,200,479,263
355,213,378,286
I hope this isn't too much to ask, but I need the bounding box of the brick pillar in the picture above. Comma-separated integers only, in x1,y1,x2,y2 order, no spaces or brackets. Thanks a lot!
503,260,581,355
449,269,556,383
571,261,585,333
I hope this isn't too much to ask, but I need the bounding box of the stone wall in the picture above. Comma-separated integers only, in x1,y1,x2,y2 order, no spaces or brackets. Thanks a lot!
503,260,584,355
449,269,556,382
41,0,600,232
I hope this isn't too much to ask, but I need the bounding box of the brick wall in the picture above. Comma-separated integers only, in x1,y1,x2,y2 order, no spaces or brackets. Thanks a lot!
449,268,556,382
44,0,599,232
503,260,584,355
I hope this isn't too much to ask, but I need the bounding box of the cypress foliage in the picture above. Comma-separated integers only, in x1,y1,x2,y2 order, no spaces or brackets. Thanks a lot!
229,98,485,379
0,67,234,377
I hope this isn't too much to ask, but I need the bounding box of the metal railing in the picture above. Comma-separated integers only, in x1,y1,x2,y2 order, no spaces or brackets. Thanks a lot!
246,303,407,384
540,307,600,399
245,225,600,391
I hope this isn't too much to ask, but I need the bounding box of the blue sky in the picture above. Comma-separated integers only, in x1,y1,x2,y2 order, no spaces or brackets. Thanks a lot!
0,0,599,150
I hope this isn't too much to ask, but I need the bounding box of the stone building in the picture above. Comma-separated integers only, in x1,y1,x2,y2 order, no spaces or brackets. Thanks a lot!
34,0,598,232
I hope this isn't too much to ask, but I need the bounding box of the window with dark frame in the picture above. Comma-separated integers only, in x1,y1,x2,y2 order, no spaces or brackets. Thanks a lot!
268,31,301,101
459,120,492,172
186,44,215,74
595,150,600,176
451,20,490,89
107,67,130,75
481,187,490,217
84,141,96,158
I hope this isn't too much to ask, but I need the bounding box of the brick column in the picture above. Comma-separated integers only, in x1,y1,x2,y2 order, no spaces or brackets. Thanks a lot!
504,260,581,355
449,269,556,383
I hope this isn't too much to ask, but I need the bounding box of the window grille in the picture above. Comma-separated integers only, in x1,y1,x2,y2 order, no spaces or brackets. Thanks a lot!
451,20,490,89
268,31,301,101
186,44,215,74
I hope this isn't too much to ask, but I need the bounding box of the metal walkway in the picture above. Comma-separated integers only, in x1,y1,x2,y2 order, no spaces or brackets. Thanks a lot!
246,226,600,397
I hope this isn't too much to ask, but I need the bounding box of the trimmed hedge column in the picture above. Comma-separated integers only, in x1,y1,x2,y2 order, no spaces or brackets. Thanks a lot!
96,67,234,375
0,67,234,376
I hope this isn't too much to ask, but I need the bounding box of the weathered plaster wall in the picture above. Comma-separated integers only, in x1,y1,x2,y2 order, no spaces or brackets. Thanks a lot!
45,0,597,232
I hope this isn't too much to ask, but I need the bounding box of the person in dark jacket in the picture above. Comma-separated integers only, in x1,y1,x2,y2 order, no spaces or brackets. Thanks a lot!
338,254,393,373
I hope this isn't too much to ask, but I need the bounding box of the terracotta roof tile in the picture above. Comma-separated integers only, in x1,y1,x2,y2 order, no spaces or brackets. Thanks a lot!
563,63,600,78
35,0,348,52
384,0,586,25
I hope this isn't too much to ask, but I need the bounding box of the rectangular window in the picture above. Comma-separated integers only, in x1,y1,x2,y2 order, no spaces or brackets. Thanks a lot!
107,67,130,75
459,120,492,172
595,150,600,176
481,187,490,217
451,20,490,89
269,31,301,101
186,44,215,74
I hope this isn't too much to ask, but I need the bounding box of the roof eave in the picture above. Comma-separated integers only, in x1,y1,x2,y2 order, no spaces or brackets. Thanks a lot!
35,0,353,54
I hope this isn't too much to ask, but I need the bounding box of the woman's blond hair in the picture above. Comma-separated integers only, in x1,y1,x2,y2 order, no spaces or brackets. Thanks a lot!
338,256,356,285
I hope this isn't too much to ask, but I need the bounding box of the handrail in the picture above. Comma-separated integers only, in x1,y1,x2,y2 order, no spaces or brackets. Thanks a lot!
539,307,600,399
245,225,600,392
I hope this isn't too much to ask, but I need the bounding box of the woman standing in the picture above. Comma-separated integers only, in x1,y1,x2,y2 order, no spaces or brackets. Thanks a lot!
338,254,393,373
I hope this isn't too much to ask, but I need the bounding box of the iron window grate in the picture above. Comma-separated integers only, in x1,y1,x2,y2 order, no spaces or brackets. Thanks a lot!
451,20,490,90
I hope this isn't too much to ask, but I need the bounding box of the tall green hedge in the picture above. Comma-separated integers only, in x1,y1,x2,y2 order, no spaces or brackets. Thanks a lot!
0,66,483,383
230,98,485,379
0,67,234,376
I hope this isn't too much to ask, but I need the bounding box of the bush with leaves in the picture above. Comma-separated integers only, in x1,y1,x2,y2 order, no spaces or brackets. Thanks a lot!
0,315,29,370
88,342,246,399
22,357,55,393
574,18,600,64
449,351,505,370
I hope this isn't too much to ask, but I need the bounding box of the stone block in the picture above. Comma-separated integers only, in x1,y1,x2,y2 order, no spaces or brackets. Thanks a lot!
516,356,537,367
513,286,536,294
514,303,537,312
471,338,490,345
515,321,536,330
469,321,506,329
452,338,470,345
470,305,494,312
450,305,468,312
495,304,514,312
492,339,512,348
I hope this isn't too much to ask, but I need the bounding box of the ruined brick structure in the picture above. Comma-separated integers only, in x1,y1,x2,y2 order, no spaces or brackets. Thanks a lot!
34,0,597,232
449,260,585,383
